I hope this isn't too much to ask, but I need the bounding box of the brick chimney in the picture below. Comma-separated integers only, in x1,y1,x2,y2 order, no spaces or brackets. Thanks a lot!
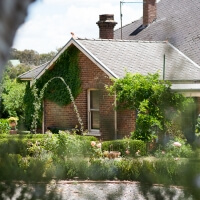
96,14,117,39
143,0,157,26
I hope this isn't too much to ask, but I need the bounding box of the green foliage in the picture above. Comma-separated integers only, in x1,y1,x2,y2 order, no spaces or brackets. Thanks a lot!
36,46,81,106
102,139,147,156
0,119,9,134
0,137,45,157
1,78,26,117
154,137,193,158
0,131,200,200
23,83,37,129
0,63,31,121
10,48,57,66
5,63,31,79
88,159,118,180
116,159,142,180
195,114,200,137
43,131,97,159
23,46,81,129
107,72,192,142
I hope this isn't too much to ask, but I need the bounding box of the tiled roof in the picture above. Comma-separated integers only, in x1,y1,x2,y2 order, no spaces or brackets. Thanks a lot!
18,38,200,81
114,0,200,66
77,39,200,81
18,62,49,80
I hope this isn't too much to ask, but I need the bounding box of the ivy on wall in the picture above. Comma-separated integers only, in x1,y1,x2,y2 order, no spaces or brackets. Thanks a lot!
23,45,81,129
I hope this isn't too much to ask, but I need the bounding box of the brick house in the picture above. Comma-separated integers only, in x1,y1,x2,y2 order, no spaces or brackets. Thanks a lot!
19,0,200,140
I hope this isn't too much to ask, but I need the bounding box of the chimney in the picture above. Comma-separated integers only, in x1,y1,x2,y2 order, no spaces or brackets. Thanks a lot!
143,0,157,26
96,14,117,39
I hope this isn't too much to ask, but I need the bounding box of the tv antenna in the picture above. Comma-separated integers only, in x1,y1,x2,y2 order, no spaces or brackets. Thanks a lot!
120,1,144,39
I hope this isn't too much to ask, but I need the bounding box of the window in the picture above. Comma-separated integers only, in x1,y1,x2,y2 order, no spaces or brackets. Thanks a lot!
88,89,100,135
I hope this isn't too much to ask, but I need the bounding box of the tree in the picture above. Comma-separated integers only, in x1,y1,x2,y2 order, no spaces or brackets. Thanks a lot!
4,63,31,79
0,63,30,119
1,76,26,117
10,48,57,66
107,72,191,142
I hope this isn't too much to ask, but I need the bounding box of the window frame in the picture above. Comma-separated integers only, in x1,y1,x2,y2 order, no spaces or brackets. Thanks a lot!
87,89,100,136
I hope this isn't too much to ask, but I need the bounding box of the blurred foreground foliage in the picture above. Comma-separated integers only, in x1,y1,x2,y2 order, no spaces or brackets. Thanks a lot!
0,132,200,199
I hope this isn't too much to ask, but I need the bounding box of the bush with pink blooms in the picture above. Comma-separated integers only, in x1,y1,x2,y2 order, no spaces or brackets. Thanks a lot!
89,141,103,160
154,137,193,158
102,139,146,157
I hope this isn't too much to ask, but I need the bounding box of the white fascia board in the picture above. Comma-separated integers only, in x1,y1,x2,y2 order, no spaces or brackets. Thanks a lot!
34,38,118,81
171,83,200,91
167,42,200,69
34,38,75,81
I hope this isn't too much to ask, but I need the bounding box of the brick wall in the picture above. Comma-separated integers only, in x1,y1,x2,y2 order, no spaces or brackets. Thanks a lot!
44,46,136,140
117,109,136,139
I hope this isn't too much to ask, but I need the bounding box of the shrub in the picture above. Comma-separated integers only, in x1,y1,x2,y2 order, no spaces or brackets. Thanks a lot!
88,159,118,180
0,119,9,134
0,135,46,156
154,137,194,158
116,159,142,180
102,139,147,157
43,132,97,159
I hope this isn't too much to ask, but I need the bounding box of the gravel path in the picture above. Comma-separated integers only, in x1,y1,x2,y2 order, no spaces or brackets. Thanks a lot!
47,181,190,200
6,181,192,200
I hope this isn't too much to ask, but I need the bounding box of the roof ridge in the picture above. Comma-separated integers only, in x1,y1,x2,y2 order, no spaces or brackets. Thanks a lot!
77,38,167,43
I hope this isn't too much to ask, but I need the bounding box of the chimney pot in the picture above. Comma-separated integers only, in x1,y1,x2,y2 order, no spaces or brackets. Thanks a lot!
96,14,117,39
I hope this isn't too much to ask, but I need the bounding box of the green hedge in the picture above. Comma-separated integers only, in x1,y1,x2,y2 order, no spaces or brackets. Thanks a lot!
0,133,45,139
0,133,97,157
0,119,9,134
45,157,187,185
102,139,147,156
0,138,45,156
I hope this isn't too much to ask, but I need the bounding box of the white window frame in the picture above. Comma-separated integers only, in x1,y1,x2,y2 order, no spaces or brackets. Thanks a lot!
87,89,101,136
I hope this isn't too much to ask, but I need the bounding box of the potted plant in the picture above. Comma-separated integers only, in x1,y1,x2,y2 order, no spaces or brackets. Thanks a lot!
8,117,18,134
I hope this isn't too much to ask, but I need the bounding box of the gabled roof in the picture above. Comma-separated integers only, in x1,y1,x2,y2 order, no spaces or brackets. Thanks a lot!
18,62,49,80
114,0,200,66
18,38,200,82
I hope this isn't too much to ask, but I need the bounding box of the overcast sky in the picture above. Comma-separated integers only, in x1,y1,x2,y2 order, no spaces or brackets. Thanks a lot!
12,0,144,53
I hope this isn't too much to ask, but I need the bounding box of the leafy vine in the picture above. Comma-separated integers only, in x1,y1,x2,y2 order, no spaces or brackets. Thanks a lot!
23,46,81,130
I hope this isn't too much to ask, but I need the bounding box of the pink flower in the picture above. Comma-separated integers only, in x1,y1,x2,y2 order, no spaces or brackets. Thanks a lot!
96,143,102,148
91,141,96,147
173,142,182,147
126,150,130,155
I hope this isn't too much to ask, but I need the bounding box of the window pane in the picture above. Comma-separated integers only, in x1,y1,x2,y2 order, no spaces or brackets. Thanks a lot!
91,111,99,129
90,90,99,109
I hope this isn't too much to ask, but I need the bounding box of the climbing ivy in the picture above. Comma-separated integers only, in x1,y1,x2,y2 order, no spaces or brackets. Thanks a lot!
107,72,192,142
23,46,81,130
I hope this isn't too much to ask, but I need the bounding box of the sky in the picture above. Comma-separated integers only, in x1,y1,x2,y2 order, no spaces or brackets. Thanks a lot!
12,0,144,53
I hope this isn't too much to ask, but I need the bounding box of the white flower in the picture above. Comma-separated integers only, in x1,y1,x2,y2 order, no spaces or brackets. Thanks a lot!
96,143,102,148
91,141,96,147
173,142,182,147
